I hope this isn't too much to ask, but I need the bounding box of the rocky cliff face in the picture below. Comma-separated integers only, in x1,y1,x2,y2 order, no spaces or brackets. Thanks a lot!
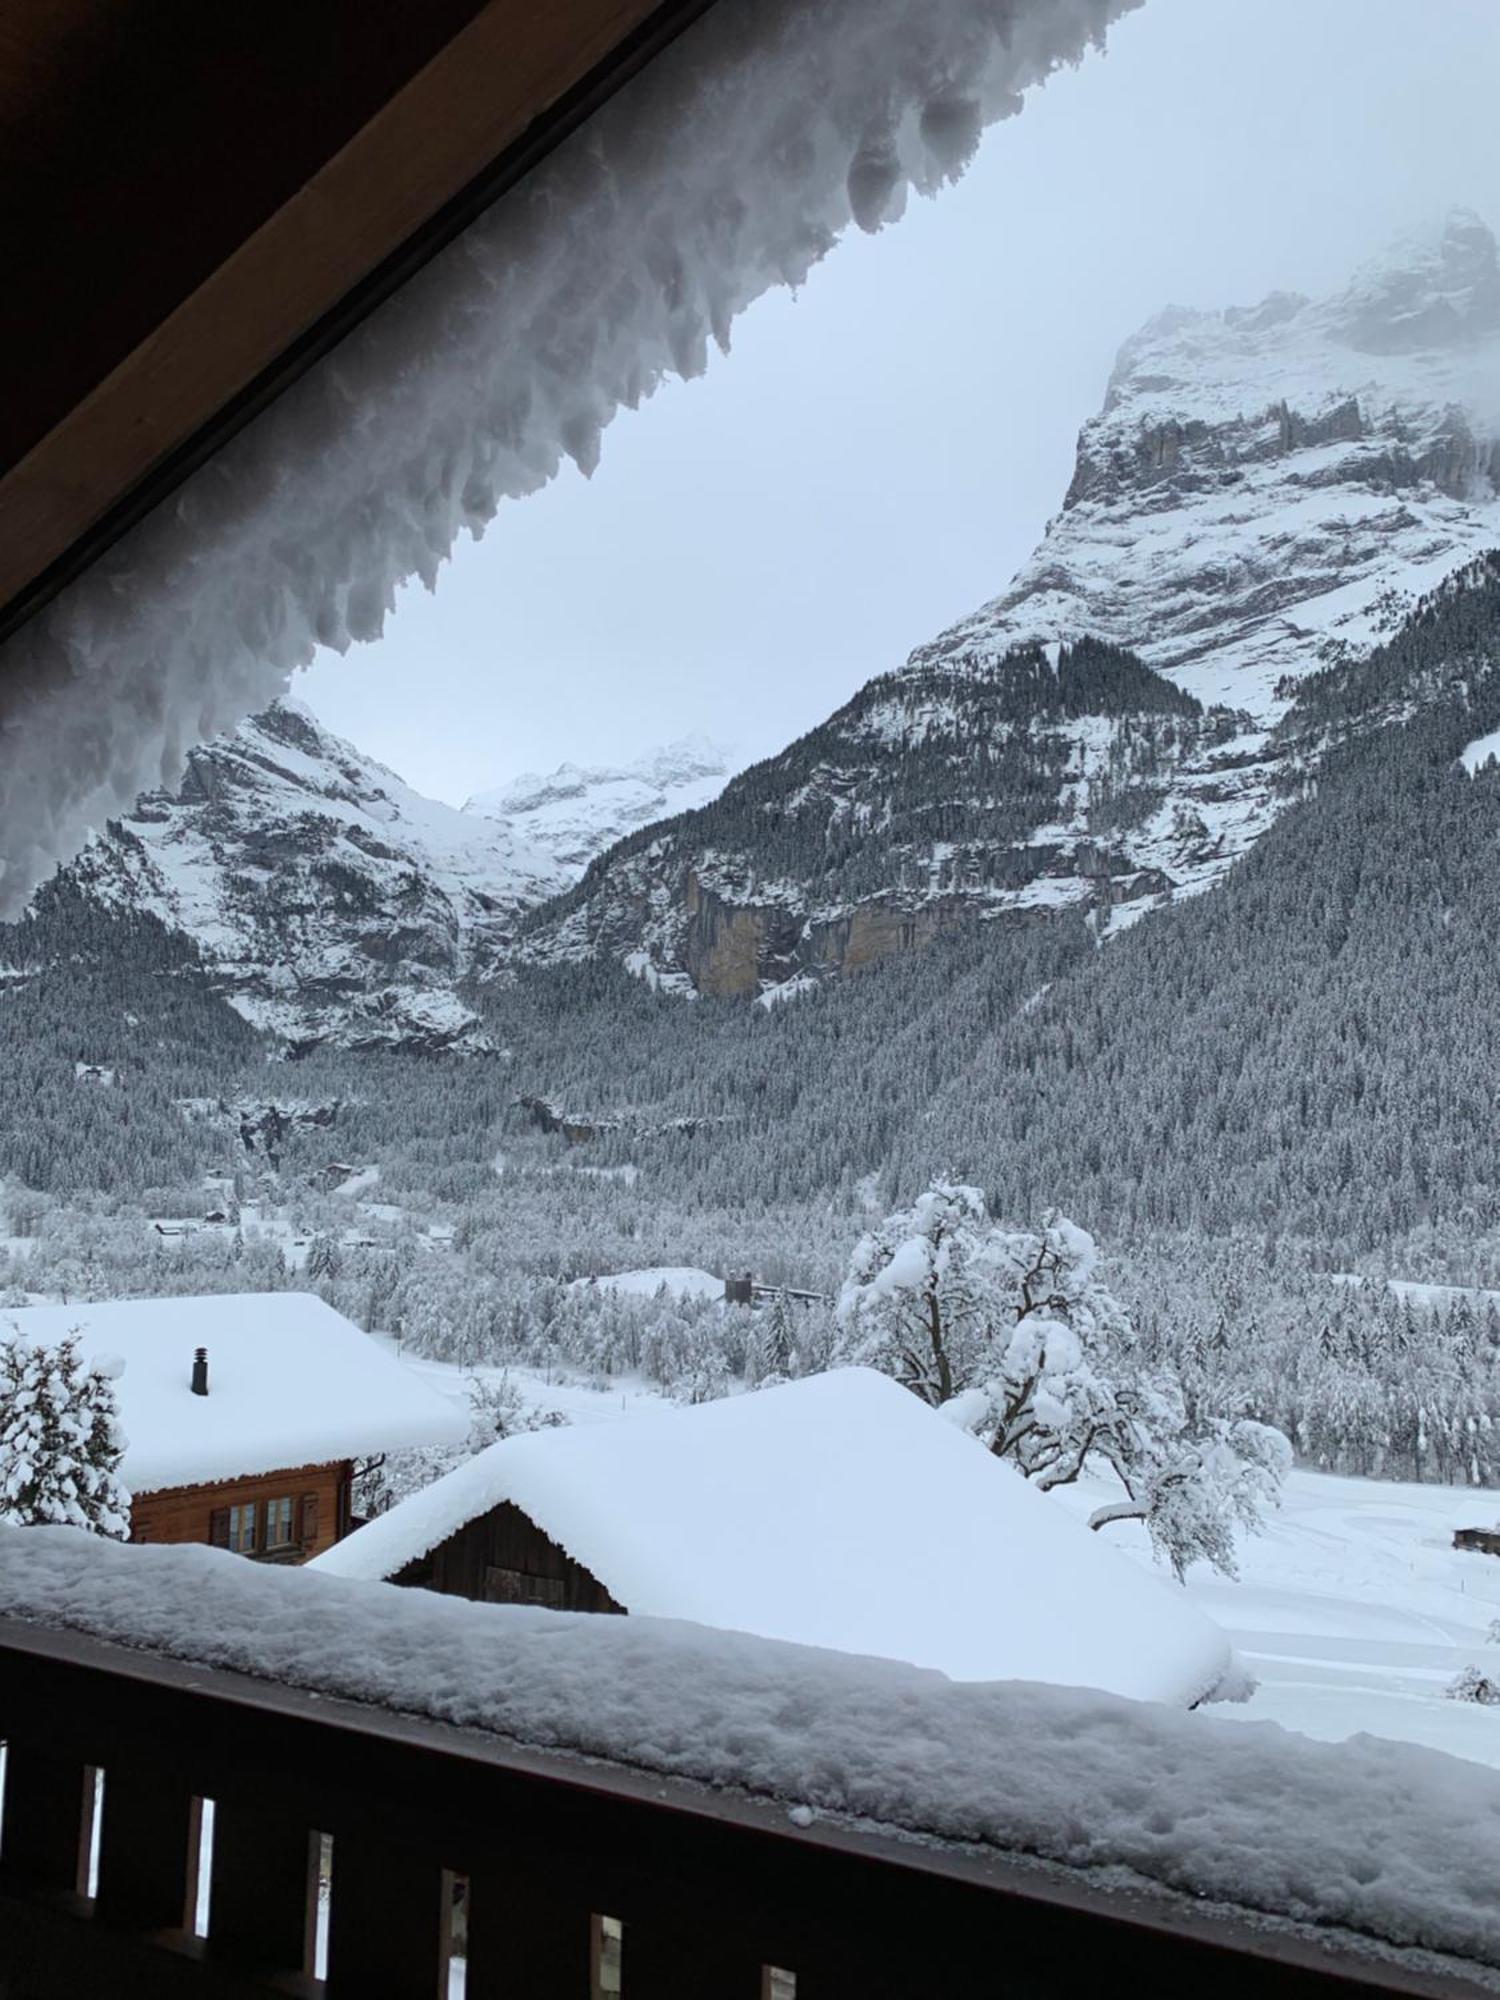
65,702,568,1053
516,214,1500,999
517,639,1252,996
932,208,1500,716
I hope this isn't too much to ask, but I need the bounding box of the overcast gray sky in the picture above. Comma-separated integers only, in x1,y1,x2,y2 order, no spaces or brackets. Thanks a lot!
299,0,1500,805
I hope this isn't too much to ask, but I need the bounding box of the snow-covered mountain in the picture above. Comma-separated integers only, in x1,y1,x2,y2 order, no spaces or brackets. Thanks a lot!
517,212,1500,997
66,703,569,1053
464,737,734,880
931,207,1500,715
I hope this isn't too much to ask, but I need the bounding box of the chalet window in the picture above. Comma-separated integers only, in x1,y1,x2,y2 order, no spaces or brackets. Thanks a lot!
264,1496,296,1549
227,1503,257,1555
485,1566,567,1609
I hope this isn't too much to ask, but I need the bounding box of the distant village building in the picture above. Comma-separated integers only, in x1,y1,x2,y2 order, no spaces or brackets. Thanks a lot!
314,1368,1233,1704
1,1293,464,1562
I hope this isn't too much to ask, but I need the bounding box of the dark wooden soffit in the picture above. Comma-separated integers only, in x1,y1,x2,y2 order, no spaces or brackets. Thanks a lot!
0,0,718,643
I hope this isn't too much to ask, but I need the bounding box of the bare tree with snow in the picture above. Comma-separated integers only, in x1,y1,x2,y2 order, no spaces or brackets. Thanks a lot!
836,1180,1289,1578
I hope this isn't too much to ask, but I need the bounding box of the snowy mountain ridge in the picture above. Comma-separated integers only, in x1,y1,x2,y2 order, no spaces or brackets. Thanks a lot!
66,702,570,1054
464,737,734,879
515,215,1500,996
927,208,1500,718
31,215,1500,1021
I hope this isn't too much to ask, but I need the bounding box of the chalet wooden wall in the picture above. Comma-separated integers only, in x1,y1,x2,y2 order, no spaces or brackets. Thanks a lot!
395,1500,623,1614
131,1460,351,1563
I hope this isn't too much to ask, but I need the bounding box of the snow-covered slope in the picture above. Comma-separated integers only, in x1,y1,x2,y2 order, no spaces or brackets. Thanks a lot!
68,703,569,1053
465,738,733,880
518,213,1500,996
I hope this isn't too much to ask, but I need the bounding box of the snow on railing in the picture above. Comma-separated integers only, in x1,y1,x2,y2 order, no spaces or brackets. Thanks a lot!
2,1525,1500,1990
0,0,1140,915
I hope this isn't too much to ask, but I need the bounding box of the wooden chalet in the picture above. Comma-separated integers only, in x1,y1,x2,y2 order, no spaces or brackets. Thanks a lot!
2,1292,464,1563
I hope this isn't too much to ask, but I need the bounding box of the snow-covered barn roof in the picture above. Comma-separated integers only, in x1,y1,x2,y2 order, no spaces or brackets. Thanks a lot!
313,1368,1231,1704
1,1293,465,1495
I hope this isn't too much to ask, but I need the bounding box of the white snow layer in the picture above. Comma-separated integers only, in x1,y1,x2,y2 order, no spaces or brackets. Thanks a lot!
0,1293,465,1493
0,0,1139,917
6,1525,1500,1974
570,1264,726,1302
312,1369,1230,1705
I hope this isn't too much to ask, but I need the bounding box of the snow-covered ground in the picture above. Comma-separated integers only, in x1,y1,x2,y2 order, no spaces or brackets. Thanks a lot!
1047,1468,1500,1769
568,1265,725,1302
1190,1472,1500,1769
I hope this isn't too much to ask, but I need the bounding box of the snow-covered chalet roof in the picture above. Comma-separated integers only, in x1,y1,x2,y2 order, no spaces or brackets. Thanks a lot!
1,1292,465,1495
313,1367,1231,1705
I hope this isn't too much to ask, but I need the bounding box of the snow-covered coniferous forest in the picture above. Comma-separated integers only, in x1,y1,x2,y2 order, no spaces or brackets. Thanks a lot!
8,191,1500,1793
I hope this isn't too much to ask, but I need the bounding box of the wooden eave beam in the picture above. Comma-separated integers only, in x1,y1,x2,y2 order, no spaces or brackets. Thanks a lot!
0,0,717,645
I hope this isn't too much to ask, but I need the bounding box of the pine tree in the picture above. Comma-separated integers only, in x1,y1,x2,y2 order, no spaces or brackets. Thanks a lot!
0,1328,131,1537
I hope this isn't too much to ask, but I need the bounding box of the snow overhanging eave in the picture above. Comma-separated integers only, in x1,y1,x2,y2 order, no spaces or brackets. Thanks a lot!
0,0,1142,919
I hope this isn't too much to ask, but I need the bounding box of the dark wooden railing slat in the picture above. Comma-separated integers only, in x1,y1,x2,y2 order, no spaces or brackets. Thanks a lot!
2,1616,1497,2000
623,1917,768,1998
464,1864,598,1999
325,1829,451,1998
206,1798,317,1976
0,1746,95,1896
95,1767,201,1933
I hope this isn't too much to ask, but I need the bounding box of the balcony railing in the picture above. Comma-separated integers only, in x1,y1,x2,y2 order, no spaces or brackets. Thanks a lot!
0,1612,1492,2000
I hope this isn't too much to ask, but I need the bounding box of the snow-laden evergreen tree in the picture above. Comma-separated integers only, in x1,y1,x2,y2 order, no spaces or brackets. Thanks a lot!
835,1180,1288,1577
0,1327,131,1537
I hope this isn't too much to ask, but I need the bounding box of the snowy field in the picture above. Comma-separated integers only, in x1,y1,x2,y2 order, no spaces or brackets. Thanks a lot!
390,1345,1500,1771
1190,1473,1500,1769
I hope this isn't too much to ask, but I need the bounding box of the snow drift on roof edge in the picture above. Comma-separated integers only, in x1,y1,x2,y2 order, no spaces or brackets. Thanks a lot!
314,1368,1232,1707
0,0,1140,918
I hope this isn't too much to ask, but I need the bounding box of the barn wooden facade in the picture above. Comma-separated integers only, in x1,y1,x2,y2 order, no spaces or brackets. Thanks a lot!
392,1499,623,1612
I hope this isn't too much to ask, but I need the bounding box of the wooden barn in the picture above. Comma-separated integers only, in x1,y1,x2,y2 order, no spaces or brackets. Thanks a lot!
2,1291,464,1562
314,1367,1234,1705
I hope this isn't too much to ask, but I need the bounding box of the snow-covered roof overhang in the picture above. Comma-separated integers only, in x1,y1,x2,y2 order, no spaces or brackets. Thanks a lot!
0,1293,466,1493
0,0,716,638
0,0,1140,919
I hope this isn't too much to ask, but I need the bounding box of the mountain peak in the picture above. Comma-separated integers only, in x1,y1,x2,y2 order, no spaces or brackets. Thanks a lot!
1328,207,1500,354
465,737,736,880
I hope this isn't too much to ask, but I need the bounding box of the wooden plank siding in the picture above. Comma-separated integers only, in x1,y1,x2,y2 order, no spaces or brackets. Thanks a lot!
131,1460,352,1564
394,1500,623,1614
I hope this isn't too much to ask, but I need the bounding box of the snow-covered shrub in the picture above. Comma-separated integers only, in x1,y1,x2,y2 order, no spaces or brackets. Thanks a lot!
1446,1664,1500,1705
465,1371,565,1451
0,1326,131,1537
837,1180,1289,1577
356,1372,568,1518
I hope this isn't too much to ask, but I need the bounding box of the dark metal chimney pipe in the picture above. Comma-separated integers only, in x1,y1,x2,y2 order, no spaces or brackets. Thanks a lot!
191,1347,209,1397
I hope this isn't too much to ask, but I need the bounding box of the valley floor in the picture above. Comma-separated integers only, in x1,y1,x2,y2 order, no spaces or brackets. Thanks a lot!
391,1344,1500,1770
